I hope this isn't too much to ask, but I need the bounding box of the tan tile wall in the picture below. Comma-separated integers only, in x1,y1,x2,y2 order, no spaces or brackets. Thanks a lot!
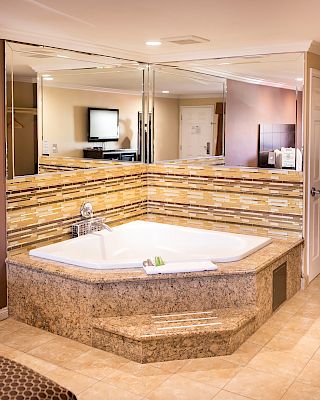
38,156,128,173
147,164,303,239
7,164,147,253
6,161,303,253
158,156,225,166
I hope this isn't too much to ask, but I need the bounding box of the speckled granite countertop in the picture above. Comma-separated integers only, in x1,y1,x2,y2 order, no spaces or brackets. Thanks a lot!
6,238,303,284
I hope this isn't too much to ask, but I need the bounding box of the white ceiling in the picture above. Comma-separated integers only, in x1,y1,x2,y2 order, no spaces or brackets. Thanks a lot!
0,0,319,62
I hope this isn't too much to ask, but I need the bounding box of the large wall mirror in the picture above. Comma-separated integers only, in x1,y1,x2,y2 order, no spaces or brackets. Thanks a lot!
162,52,304,169
151,66,225,162
5,41,147,178
5,40,304,179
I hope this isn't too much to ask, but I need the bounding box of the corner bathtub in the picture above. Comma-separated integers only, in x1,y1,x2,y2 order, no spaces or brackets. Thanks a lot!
29,221,272,270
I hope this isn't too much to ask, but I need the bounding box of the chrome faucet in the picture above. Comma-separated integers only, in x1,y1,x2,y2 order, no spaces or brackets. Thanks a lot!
91,220,112,232
80,203,112,231
80,202,93,219
71,202,112,237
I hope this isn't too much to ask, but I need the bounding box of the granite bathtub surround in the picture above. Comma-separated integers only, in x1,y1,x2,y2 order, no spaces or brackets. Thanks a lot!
7,238,302,363
6,162,303,254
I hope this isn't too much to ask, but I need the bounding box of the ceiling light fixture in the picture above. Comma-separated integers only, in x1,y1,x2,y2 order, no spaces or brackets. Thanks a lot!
161,90,170,94
43,77,54,81
41,74,51,77
57,54,70,59
145,40,162,46
217,62,231,65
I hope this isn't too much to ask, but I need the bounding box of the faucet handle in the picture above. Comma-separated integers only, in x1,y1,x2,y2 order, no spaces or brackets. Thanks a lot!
80,202,93,219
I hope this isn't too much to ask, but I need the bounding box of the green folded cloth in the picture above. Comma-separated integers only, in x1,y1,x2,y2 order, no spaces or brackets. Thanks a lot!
154,256,165,267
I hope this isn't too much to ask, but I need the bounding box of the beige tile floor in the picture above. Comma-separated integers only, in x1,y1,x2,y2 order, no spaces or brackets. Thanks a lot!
2,277,320,399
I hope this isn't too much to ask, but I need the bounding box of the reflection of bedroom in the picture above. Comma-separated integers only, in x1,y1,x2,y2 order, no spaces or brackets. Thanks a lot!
41,86,224,160
42,86,141,157
7,42,303,179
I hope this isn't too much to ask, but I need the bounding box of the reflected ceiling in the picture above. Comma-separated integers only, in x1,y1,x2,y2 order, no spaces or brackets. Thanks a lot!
163,53,304,89
0,0,318,62
8,42,303,97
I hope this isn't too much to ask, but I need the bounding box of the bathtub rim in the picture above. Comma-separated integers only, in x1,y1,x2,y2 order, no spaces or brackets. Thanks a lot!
27,220,274,269
6,238,303,285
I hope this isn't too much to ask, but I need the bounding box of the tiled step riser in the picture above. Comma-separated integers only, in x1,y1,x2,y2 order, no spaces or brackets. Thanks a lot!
92,319,256,363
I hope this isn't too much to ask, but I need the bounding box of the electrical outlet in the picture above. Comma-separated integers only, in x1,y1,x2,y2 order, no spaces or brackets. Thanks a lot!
52,144,58,153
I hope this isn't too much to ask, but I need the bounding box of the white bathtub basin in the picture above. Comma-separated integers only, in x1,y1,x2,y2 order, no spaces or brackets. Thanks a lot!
29,220,272,270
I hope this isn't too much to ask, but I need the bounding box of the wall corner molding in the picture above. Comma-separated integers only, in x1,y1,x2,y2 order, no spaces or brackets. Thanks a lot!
0,307,8,321
0,27,148,63
308,41,320,56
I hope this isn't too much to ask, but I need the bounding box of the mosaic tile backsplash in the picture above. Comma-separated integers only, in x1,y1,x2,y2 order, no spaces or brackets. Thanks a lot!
6,160,303,253
146,164,303,238
38,156,124,173
7,163,147,253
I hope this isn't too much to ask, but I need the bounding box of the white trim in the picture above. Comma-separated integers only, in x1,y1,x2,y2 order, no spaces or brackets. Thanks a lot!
0,27,148,62
150,41,313,63
0,26,314,64
0,307,8,321
177,93,223,99
179,69,298,91
43,82,142,96
305,68,320,281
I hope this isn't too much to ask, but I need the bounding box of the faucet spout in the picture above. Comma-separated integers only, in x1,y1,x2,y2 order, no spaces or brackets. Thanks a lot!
101,223,112,232
90,219,112,232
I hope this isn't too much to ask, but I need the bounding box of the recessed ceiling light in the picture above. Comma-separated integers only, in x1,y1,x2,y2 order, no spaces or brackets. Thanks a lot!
296,77,303,82
43,77,53,81
96,66,104,69
161,90,170,94
145,40,162,46
42,74,51,77
57,54,70,59
217,62,231,65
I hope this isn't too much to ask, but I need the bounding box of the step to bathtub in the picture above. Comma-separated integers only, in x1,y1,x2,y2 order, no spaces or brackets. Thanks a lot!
92,306,257,363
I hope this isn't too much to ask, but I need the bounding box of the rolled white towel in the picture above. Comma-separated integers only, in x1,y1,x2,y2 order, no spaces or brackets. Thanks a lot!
143,260,218,275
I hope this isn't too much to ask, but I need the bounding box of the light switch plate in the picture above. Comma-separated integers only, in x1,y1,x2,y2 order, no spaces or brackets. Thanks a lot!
42,140,49,155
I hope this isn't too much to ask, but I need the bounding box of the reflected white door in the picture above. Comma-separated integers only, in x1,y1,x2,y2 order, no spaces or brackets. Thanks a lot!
307,69,320,282
179,106,215,158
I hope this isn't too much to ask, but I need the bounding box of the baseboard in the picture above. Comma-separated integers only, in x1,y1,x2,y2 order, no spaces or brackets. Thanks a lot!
0,307,8,321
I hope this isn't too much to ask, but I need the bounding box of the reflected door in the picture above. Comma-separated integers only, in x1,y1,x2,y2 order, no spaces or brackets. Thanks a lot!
308,69,320,282
179,106,215,159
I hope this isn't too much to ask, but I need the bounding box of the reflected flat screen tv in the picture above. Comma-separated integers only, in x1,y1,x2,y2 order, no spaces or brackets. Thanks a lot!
88,108,119,141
